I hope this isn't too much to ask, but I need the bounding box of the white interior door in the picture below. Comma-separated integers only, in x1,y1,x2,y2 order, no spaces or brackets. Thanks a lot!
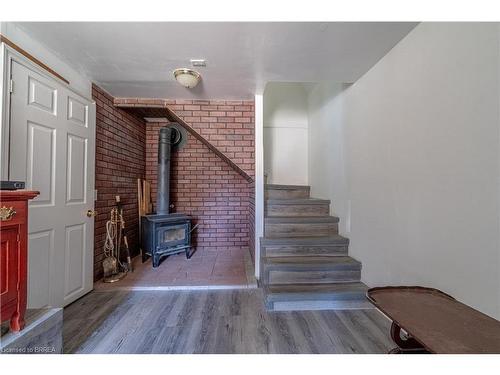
8,57,95,308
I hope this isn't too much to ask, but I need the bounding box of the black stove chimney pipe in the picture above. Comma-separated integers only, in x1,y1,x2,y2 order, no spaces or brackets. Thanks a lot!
156,127,173,215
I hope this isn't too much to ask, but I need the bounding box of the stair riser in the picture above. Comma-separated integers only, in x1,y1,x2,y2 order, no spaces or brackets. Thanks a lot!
267,299,372,311
265,223,338,237
263,245,348,257
266,189,310,200
266,269,361,285
266,203,330,217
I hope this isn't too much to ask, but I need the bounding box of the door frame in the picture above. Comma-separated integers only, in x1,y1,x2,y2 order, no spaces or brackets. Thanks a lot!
1,43,94,180
1,43,10,180
1,43,97,306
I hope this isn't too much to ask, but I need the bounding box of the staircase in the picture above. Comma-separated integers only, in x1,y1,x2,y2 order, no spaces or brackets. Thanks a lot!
261,184,371,311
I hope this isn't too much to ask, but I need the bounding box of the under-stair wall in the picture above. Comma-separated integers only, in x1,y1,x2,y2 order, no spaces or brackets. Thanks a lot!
93,93,257,280
120,98,256,260
145,121,251,257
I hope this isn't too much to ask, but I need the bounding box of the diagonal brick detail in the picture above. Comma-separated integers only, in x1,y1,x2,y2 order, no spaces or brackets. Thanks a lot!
113,98,255,181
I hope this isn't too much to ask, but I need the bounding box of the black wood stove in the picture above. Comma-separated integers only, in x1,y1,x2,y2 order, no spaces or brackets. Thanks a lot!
141,213,191,267
141,125,192,267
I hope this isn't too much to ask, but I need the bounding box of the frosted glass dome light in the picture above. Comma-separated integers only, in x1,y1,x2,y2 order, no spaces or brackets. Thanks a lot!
173,68,201,88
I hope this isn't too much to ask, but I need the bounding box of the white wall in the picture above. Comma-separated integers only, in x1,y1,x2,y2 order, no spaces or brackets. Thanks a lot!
307,23,500,319
1,22,92,97
264,83,309,185
307,83,349,224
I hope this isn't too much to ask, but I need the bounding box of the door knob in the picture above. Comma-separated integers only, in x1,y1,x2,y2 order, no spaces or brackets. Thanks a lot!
86,209,98,218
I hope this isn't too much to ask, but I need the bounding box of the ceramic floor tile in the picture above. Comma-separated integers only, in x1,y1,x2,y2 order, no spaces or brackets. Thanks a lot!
94,248,252,290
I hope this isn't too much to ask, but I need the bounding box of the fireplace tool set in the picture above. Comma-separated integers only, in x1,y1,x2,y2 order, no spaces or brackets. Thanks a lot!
103,195,133,283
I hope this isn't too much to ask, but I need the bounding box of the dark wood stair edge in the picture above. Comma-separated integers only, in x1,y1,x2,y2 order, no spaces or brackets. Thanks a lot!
265,282,368,293
266,198,330,205
114,101,253,183
261,235,349,246
262,256,362,269
266,184,311,190
264,216,340,223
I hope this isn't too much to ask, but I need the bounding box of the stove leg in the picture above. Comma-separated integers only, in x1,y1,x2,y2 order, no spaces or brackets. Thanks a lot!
152,254,160,268
185,248,191,259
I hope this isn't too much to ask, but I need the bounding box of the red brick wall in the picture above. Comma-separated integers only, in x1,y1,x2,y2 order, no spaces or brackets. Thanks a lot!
169,100,255,179
146,121,251,255
92,93,256,280
92,84,146,280
114,98,255,179
138,98,255,259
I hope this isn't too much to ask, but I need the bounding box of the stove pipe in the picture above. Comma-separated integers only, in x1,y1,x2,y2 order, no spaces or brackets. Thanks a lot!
156,127,173,215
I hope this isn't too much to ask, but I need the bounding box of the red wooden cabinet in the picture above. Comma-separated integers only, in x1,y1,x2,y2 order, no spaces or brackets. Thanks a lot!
0,190,39,332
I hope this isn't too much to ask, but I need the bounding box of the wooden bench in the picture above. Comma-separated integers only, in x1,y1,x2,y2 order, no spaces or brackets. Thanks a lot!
367,286,500,354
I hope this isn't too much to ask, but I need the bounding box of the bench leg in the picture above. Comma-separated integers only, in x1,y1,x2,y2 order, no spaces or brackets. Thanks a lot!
389,322,429,354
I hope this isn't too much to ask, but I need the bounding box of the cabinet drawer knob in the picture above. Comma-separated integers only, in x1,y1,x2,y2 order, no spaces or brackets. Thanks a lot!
0,206,16,221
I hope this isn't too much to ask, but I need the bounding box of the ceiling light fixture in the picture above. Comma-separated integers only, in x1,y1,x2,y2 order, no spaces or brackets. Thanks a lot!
173,68,201,88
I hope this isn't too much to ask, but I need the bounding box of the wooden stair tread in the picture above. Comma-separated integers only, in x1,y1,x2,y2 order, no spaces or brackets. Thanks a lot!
266,198,330,205
264,256,361,267
261,235,349,246
266,184,310,199
266,184,310,190
265,216,339,223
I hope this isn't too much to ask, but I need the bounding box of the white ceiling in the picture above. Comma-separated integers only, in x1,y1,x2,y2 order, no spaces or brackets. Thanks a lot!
16,22,417,99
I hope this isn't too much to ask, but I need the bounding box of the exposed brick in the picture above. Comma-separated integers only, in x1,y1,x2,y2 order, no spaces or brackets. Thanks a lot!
104,95,256,268
169,100,255,179
93,84,145,281
145,117,254,256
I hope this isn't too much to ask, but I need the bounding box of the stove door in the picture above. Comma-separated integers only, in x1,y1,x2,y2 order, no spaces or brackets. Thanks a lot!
156,222,190,250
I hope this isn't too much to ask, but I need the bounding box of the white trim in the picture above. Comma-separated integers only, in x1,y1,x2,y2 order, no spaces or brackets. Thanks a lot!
0,43,8,180
497,23,500,318
94,284,258,292
254,93,264,278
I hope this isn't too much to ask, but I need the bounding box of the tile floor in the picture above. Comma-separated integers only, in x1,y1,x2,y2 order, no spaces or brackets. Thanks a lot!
94,247,256,290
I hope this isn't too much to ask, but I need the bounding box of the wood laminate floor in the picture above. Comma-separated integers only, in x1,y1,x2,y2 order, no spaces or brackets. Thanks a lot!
63,289,394,354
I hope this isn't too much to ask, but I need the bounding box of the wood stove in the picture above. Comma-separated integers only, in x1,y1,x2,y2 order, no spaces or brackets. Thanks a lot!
141,213,191,267
141,125,192,267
